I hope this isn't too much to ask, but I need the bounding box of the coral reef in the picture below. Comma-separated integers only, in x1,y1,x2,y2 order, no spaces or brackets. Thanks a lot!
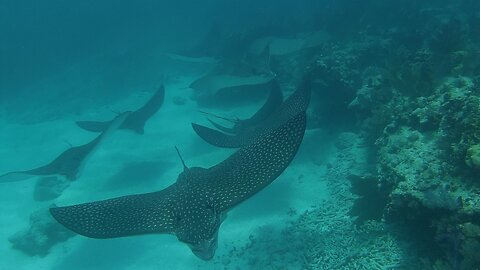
215,134,422,269
202,2,480,264
465,144,480,170
301,1,480,268
371,76,480,269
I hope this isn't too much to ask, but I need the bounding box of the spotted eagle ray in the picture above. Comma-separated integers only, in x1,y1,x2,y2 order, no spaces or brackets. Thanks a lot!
50,110,307,260
0,112,130,183
202,78,283,135
192,74,311,148
76,86,165,134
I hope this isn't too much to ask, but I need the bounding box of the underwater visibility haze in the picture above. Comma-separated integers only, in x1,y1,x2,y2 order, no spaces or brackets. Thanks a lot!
1,0,480,269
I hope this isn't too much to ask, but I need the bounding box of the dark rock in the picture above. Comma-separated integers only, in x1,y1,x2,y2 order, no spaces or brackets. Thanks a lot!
347,174,390,225
9,208,75,257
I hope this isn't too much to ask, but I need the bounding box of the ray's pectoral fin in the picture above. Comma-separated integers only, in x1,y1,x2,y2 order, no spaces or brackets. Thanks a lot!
75,120,113,133
191,123,244,148
75,86,165,134
0,171,36,183
0,111,130,184
207,118,237,134
118,117,145,134
50,189,175,239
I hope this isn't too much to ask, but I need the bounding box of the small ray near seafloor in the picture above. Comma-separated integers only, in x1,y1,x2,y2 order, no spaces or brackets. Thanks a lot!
0,112,129,183
76,86,165,134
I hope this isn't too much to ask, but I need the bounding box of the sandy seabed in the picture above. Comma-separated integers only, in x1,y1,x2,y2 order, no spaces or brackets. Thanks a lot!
0,69,337,270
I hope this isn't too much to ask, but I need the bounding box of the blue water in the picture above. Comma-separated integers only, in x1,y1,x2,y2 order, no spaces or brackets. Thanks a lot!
1,1,480,269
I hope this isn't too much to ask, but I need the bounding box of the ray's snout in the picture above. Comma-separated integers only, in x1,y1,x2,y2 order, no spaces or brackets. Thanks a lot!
188,234,218,260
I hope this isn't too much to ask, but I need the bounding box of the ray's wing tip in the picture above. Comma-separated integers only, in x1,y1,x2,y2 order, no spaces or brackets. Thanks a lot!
49,206,60,220
49,206,73,232
0,171,33,183
156,85,166,98
49,205,103,239
191,122,208,138
192,122,215,137
49,205,70,226
192,122,212,132
152,85,166,107
207,118,234,132
0,172,12,183
75,120,88,129
75,120,107,132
